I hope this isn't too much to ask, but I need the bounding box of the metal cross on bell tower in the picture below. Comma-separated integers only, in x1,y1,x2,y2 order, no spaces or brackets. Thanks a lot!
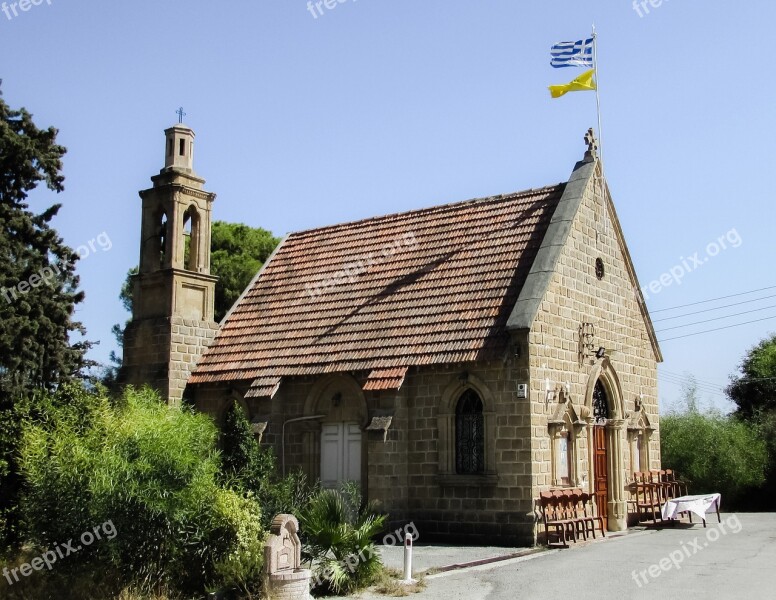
176,107,186,124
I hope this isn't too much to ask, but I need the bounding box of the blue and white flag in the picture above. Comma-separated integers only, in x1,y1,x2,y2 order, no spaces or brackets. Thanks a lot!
550,37,594,68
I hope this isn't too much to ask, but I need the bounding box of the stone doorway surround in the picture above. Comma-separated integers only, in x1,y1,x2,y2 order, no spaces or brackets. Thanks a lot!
302,374,368,490
584,358,627,532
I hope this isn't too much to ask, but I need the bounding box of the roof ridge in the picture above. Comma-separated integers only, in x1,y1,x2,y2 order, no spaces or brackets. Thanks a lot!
290,182,566,239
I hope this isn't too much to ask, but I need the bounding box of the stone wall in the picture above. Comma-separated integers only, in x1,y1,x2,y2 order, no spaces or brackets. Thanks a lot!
193,354,537,546
122,315,218,405
527,166,660,533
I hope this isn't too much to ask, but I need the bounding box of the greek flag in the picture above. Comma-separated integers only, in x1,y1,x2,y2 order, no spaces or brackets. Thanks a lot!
550,37,594,68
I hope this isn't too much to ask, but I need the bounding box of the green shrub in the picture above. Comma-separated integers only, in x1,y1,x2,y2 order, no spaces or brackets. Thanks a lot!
660,410,768,509
17,385,265,597
300,482,386,595
219,403,319,530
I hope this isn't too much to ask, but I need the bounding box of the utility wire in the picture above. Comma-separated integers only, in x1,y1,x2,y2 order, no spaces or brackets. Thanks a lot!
658,315,776,342
655,306,776,333
659,369,728,389
650,285,776,314
652,294,776,323
658,372,726,391
657,374,728,396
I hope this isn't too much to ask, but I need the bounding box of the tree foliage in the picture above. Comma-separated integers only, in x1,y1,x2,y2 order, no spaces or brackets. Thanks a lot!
219,402,318,530
661,383,768,510
0,84,89,398
17,385,265,597
210,221,279,323
725,333,776,509
0,85,91,550
726,333,776,420
300,483,386,595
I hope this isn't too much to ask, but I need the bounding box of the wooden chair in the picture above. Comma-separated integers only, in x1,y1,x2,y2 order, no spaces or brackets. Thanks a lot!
579,491,606,538
539,492,575,548
634,472,662,524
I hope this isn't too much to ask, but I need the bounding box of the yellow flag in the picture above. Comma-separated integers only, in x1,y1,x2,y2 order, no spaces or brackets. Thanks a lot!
549,69,597,99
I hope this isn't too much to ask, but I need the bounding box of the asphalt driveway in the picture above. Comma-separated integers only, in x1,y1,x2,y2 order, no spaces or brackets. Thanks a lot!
353,513,776,600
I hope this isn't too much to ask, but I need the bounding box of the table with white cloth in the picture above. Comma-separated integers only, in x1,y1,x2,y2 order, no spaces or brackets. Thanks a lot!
661,493,721,527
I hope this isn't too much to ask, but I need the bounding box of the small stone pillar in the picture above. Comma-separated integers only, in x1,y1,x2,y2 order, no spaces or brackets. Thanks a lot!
264,514,311,600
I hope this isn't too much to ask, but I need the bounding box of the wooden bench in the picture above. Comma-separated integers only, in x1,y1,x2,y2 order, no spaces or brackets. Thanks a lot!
539,488,606,548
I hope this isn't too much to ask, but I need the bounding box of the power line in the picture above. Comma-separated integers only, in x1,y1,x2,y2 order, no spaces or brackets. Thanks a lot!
659,368,727,385
650,285,776,314
655,306,776,333
658,372,726,392
658,315,776,342
658,374,726,396
659,369,728,388
652,294,776,323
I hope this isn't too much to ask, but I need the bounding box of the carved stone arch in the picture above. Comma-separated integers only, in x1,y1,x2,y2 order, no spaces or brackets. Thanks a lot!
440,373,495,415
584,357,626,420
438,373,498,480
303,373,368,426
584,358,628,532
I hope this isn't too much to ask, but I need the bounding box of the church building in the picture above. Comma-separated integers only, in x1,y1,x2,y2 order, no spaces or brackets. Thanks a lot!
121,123,662,545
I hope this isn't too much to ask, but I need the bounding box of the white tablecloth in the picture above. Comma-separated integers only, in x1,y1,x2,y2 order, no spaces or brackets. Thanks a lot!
661,493,721,521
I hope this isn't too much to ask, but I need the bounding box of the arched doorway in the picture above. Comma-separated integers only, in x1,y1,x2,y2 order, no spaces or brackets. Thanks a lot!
585,359,628,532
303,375,367,490
592,380,610,530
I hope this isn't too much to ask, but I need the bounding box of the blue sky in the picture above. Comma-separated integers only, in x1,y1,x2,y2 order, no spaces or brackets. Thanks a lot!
1,0,773,411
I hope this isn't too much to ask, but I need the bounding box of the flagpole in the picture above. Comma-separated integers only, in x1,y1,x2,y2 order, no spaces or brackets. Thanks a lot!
592,24,604,168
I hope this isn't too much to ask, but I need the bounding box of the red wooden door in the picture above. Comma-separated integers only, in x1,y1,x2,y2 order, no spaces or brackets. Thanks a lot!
594,426,608,530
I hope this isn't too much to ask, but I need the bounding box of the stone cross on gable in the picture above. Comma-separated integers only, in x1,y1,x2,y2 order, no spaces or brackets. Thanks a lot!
584,128,598,159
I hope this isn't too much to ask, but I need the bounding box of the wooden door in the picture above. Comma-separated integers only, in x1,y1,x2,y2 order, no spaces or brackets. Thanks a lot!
320,423,362,489
594,426,608,530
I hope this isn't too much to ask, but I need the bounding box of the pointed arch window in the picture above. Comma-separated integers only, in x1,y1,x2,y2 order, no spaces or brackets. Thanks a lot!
593,380,610,425
455,390,484,475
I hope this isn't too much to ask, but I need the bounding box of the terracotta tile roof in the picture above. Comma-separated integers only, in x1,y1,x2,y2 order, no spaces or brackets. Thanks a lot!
363,367,409,391
189,184,565,387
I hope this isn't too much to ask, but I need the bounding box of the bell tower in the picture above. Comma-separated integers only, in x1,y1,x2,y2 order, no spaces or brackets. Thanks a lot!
120,122,219,405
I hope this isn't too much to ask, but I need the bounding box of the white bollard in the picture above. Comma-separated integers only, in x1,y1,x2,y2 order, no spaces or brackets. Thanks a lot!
402,532,414,583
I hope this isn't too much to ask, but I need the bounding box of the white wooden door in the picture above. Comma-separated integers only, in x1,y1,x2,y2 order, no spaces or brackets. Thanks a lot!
321,423,362,489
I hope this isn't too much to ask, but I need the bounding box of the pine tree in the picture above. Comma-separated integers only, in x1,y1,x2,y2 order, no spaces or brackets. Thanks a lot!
0,83,90,547
0,84,89,396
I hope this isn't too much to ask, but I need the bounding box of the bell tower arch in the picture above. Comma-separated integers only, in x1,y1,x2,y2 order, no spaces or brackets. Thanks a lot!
120,122,219,405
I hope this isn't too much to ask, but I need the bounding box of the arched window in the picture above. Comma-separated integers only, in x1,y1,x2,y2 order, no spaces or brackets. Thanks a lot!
158,212,169,269
455,390,484,474
593,380,610,425
183,206,201,271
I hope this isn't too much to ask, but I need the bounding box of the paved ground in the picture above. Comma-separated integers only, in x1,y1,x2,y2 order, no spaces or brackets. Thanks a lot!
376,544,530,574
352,513,776,600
